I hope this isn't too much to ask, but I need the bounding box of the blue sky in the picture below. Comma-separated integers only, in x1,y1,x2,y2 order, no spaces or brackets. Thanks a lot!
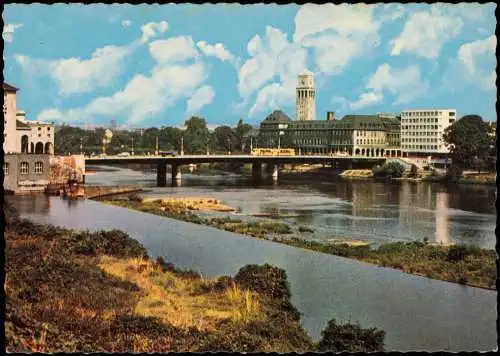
3,3,497,129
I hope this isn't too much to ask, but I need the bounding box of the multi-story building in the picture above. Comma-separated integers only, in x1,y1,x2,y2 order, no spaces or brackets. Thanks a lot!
258,111,402,157
2,82,55,155
400,109,456,157
296,73,316,121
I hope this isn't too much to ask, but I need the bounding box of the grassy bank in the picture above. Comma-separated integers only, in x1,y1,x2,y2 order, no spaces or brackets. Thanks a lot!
103,196,496,290
106,199,291,238
272,237,496,290
4,202,386,352
5,205,385,352
458,173,496,186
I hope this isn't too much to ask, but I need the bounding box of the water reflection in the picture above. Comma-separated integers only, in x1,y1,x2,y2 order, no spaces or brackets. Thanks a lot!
435,192,451,245
84,166,496,249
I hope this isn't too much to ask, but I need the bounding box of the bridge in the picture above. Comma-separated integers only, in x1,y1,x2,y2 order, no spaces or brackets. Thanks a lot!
85,154,386,186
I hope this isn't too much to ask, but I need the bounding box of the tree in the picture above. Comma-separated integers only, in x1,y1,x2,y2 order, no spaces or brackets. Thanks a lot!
184,116,210,154
235,118,253,152
317,318,385,352
214,126,237,153
443,115,491,170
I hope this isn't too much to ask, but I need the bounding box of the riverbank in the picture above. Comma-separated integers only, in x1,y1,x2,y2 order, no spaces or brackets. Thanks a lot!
102,196,496,290
4,202,386,352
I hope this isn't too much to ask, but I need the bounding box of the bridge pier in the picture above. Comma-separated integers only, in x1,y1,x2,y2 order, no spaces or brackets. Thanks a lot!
156,163,167,187
171,164,182,186
271,164,279,182
251,162,262,182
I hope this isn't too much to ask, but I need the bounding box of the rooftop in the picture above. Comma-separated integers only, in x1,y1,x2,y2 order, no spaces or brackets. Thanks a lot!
3,82,19,92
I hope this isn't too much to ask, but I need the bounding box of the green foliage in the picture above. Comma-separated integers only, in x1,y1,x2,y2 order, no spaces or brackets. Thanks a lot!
317,319,385,352
372,161,405,178
184,116,210,154
443,115,491,170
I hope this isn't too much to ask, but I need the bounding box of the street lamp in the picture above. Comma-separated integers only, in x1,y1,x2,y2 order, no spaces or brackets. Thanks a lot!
80,138,83,155
181,135,185,156
131,137,135,156
228,137,231,155
155,136,159,155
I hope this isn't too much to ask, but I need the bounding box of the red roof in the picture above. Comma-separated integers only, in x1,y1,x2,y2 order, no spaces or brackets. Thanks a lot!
3,82,19,92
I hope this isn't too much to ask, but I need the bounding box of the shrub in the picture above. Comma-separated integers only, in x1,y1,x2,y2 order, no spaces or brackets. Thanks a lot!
372,162,405,178
446,245,470,262
317,318,385,352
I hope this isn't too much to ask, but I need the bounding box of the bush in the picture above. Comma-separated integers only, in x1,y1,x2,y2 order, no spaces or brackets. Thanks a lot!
317,318,385,352
372,162,405,178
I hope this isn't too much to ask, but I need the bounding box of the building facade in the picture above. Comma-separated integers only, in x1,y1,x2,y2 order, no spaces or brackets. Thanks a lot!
258,111,402,157
400,109,456,156
3,153,51,193
3,82,55,154
296,73,316,121
3,83,18,153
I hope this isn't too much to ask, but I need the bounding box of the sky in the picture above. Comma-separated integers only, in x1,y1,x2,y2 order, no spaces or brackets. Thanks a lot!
3,3,497,129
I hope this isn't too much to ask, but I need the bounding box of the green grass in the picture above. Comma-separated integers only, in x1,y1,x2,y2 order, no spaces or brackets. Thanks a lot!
272,237,496,290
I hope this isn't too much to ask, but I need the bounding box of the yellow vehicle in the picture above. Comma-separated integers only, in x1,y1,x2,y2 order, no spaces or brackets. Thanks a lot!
251,148,296,156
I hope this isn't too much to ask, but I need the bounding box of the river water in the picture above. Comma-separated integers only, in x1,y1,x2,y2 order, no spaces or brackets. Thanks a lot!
86,166,496,248
9,166,498,351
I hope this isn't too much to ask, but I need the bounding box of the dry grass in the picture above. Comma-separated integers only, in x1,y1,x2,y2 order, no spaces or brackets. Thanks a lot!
98,256,265,332
142,197,235,212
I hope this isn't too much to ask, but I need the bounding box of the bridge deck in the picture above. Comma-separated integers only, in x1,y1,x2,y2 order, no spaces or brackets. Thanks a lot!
85,154,387,165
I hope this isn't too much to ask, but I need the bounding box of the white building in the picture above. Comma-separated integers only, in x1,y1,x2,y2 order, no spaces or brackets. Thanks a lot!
296,73,316,121
400,109,457,156
3,82,55,155
3,83,18,153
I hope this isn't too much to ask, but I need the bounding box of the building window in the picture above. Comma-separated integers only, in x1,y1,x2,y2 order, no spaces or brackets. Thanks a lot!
34,161,44,174
20,162,29,175
3,162,9,176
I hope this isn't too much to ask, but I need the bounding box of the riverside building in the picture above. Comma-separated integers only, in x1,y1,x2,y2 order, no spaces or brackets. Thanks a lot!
400,109,456,157
3,82,55,155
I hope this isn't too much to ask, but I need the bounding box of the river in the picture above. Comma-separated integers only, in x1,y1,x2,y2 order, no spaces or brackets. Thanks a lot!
86,165,496,248
9,166,497,351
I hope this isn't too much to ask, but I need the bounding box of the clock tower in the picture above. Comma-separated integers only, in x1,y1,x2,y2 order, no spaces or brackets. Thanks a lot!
296,73,316,121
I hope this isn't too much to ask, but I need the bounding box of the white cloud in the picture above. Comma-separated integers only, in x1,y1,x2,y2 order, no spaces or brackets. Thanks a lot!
3,23,23,43
121,20,132,28
38,61,209,125
149,36,200,63
293,4,380,43
457,35,496,90
349,92,384,110
237,4,404,117
348,63,429,110
390,6,464,59
140,21,168,43
197,41,235,63
16,43,135,96
186,85,215,114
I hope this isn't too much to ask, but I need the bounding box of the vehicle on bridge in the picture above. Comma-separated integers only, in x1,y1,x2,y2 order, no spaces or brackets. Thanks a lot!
159,151,178,157
251,148,296,156
117,152,131,157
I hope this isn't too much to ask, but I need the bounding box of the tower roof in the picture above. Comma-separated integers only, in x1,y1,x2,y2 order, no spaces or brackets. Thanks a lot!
263,110,292,123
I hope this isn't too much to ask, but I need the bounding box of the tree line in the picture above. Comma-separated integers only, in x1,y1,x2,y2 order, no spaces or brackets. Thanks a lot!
54,117,254,156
